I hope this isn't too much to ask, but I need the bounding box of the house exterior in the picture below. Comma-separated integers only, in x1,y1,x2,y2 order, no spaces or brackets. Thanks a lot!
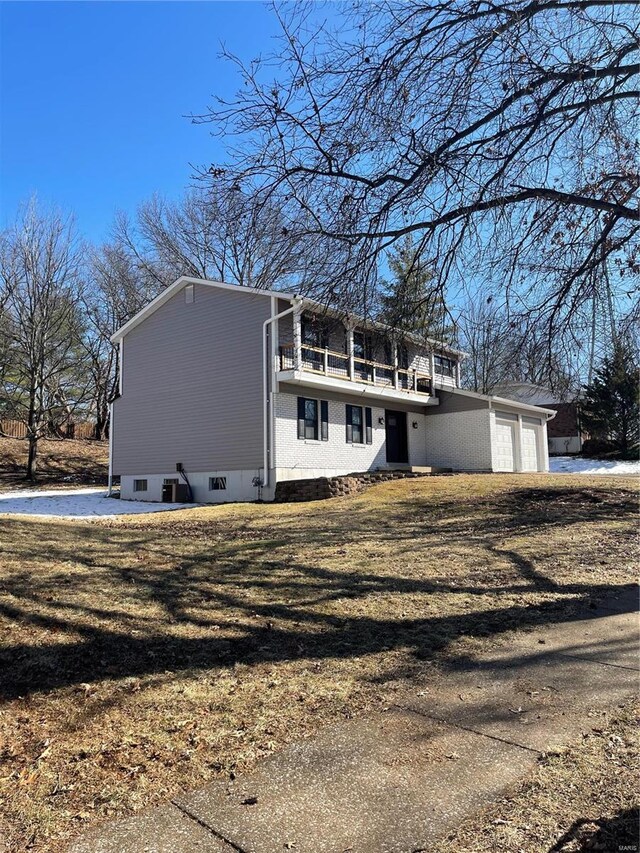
109,277,556,503
493,381,584,455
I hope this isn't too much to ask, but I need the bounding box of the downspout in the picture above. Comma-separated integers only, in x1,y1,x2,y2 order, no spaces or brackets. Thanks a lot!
262,298,302,490
107,339,123,497
544,409,557,471
107,401,114,496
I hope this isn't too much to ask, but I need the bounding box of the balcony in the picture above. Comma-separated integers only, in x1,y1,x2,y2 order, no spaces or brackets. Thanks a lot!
277,343,438,405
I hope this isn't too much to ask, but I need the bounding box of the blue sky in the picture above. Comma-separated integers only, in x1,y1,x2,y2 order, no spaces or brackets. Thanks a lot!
0,1,283,243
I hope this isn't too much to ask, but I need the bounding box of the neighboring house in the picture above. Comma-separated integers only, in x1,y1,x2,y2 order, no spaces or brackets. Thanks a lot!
493,382,584,455
109,277,556,503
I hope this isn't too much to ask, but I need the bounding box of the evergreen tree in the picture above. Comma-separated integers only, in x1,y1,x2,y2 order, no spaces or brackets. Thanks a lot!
580,343,639,457
379,237,454,343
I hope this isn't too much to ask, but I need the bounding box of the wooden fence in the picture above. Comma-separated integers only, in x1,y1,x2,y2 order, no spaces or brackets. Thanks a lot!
0,420,97,440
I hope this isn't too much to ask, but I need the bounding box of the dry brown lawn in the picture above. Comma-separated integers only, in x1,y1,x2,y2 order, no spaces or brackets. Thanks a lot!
432,699,639,853
0,437,108,489
0,473,637,852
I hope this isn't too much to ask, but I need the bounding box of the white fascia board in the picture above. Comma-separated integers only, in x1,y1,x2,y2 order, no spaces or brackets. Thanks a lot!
446,386,557,417
277,369,440,407
111,276,297,343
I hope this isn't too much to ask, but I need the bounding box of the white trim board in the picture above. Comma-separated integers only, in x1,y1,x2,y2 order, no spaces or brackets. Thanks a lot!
446,386,557,418
278,369,440,407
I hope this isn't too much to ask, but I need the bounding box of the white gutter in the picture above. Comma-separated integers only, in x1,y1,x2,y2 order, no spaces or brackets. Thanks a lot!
447,385,558,417
262,298,301,489
488,395,558,419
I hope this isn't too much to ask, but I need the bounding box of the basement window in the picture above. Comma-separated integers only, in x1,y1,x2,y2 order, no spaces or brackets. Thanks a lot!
133,479,148,492
184,284,195,304
209,477,227,490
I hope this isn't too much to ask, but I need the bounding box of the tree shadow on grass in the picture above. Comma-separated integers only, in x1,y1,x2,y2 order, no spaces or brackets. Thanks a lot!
0,482,636,700
0,575,636,700
548,806,639,852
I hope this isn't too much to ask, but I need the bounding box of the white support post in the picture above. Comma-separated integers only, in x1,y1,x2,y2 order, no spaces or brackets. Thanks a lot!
413,369,418,392
515,414,524,472
429,351,435,395
346,325,355,379
392,336,398,388
542,417,551,472
371,365,377,385
455,359,461,387
293,304,303,371
323,347,329,375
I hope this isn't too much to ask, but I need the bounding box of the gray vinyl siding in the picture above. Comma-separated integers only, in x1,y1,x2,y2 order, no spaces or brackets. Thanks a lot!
277,300,294,347
112,284,272,475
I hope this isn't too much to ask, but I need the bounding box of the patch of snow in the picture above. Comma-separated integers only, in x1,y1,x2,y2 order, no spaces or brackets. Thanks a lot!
549,456,640,475
0,487,196,519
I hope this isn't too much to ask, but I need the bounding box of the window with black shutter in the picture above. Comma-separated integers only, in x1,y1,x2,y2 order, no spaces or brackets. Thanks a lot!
346,404,364,444
301,314,328,348
397,345,409,369
320,400,329,441
434,354,456,378
297,397,320,440
365,407,372,444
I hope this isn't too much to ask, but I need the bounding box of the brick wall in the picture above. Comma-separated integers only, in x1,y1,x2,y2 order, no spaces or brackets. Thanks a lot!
546,402,580,438
424,391,493,471
273,390,429,476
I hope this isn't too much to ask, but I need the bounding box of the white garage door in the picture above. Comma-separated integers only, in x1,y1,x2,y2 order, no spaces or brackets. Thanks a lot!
494,414,517,472
521,416,542,472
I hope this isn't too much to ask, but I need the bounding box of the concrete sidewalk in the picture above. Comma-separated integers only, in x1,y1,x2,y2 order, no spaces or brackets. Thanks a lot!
68,585,639,853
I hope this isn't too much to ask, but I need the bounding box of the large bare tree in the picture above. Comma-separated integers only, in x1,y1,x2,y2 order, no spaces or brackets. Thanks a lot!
458,294,581,395
0,200,87,479
81,182,310,441
200,0,639,335
114,181,308,292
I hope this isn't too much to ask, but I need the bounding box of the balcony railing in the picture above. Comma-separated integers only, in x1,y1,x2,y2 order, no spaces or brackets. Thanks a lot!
279,344,432,394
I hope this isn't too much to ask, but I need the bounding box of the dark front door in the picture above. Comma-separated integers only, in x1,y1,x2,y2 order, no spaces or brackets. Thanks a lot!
385,410,408,464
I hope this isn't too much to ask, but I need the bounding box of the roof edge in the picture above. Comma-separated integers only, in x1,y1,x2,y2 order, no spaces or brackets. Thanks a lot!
110,276,465,358
445,386,558,417
110,277,296,343
297,296,466,357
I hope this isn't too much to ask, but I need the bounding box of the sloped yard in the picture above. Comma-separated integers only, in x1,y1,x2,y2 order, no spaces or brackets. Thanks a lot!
0,473,637,852
0,437,108,489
